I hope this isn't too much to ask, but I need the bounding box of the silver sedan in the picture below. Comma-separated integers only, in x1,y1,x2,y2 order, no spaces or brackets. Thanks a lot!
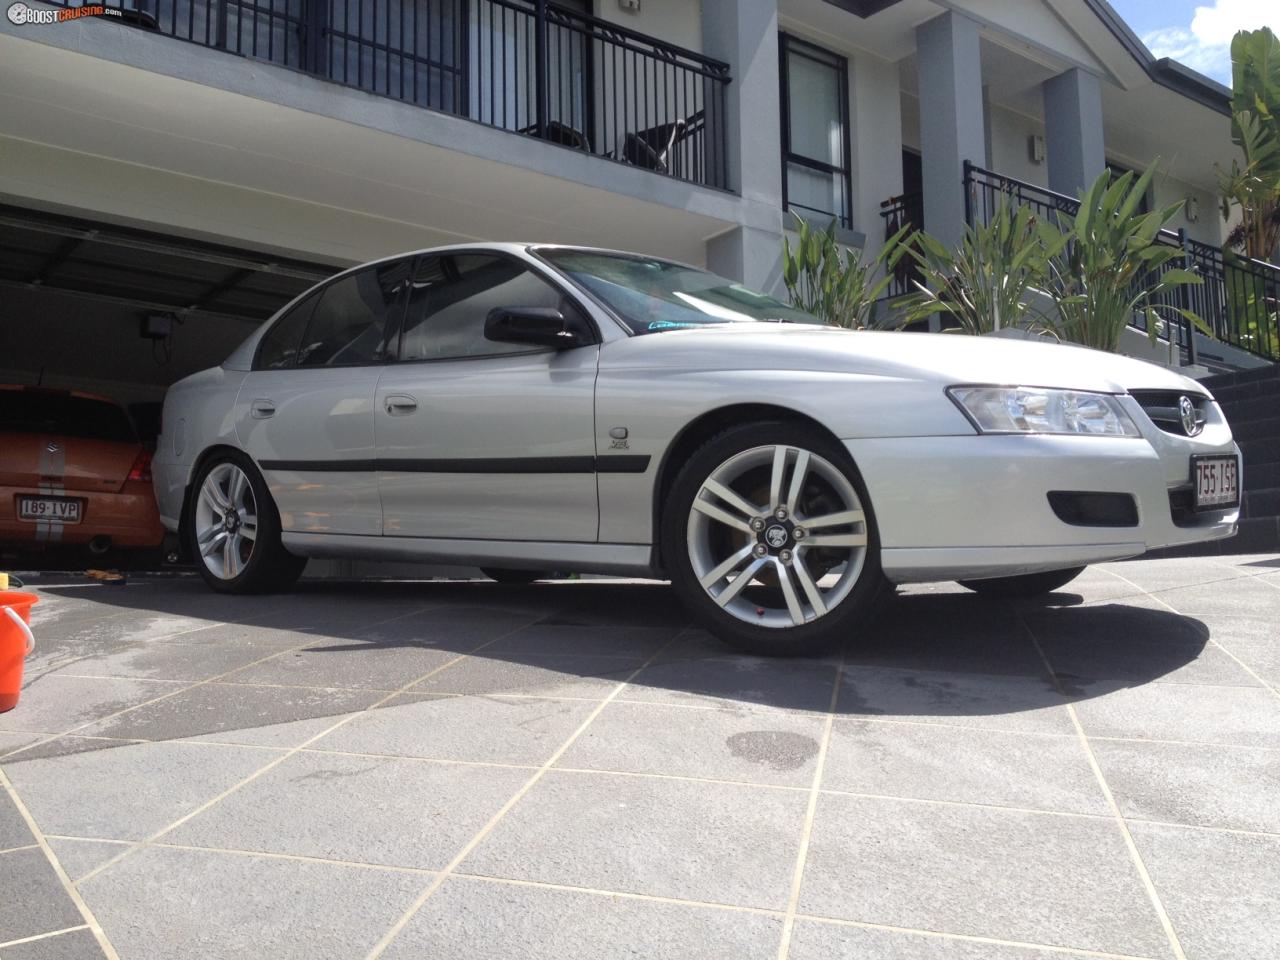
153,244,1240,655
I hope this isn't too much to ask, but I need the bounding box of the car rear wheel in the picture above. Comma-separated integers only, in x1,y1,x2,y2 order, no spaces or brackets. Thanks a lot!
662,422,883,657
958,566,1085,598
188,451,306,593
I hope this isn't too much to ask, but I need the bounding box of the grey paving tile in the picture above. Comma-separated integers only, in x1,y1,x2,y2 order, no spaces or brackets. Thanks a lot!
1092,738,1280,834
788,921,1089,959
1130,821,1280,960
79,682,380,744
800,794,1169,958
1,735,149,764
558,700,825,787
349,605,544,649
77,845,426,960
1201,616,1280,686
837,666,1075,734
44,634,295,684
0,676,187,735
534,583,688,629
0,848,83,944
822,719,1108,816
4,740,281,841
382,876,782,960
313,694,597,765
222,641,456,691
408,653,639,699
2,928,106,960
1100,557,1249,594
851,594,1048,677
625,657,839,714
1157,573,1280,618
167,751,530,869
464,769,807,910
1070,681,1280,747
0,790,34,851
45,838,131,884
1022,600,1259,688
485,621,681,659
0,732,41,756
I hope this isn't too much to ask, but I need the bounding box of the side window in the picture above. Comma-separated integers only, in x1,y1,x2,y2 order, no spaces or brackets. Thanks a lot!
296,260,411,367
254,291,319,370
398,254,589,362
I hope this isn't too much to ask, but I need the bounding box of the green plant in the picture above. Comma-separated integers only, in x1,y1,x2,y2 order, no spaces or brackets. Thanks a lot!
890,197,1066,334
1046,166,1204,352
1218,27,1280,261
781,214,908,328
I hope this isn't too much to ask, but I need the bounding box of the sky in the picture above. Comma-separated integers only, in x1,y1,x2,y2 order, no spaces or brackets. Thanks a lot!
1109,0,1279,87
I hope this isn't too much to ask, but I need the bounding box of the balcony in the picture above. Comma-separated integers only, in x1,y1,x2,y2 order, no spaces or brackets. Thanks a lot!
880,165,1280,364
48,0,731,191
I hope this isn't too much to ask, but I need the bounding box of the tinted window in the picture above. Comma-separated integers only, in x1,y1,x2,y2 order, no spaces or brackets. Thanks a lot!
540,249,820,335
297,260,410,367
255,291,319,370
0,392,136,443
398,254,587,362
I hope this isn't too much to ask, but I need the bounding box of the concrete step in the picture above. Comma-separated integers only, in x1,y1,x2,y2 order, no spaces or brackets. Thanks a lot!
1246,461,1280,490
1221,395,1280,423
1203,364,1280,390
1231,417,1280,442
1240,436,1280,466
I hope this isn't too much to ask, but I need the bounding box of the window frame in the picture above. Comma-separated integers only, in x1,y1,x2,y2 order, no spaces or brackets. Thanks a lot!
281,257,412,370
251,289,322,372
390,249,601,365
778,33,854,230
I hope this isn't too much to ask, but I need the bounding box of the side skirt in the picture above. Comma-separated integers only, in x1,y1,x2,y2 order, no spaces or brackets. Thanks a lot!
280,532,658,578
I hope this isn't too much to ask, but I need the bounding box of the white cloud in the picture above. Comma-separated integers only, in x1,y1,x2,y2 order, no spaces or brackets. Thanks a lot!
1142,0,1280,86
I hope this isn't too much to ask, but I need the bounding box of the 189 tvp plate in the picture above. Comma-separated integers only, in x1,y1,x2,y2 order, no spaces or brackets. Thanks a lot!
1192,455,1240,510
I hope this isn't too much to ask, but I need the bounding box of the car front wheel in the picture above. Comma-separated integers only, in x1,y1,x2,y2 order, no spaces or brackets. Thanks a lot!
662,422,883,657
188,451,307,593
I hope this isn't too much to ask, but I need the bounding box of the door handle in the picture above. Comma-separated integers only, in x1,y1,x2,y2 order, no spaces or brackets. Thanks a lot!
250,400,276,419
384,395,418,415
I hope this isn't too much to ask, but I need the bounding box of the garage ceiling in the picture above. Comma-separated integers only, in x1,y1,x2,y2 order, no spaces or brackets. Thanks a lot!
0,205,338,322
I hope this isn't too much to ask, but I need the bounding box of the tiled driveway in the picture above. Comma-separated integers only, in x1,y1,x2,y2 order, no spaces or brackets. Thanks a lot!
1,555,1279,960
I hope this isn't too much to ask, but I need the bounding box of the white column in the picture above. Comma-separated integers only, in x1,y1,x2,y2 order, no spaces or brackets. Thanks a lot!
1043,68,1106,197
701,0,785,293
916,10,986,251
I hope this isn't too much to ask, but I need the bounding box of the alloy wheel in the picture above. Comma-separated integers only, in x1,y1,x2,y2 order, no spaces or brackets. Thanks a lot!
194,462,258,580
685,444,868,629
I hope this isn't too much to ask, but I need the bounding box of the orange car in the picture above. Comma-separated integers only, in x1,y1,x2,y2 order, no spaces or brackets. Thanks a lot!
0,385,164,555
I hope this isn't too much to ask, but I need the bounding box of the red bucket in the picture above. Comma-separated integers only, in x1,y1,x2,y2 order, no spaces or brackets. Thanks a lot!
0,591,38,713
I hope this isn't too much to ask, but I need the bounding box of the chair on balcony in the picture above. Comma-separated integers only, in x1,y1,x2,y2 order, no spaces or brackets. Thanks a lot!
619,109,705,175
518,120,592,153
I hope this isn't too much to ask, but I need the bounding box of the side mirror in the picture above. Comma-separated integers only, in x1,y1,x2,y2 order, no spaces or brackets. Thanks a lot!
484,307,582,349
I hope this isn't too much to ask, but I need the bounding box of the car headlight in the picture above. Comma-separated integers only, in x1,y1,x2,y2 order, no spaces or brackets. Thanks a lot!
947,386,1141,437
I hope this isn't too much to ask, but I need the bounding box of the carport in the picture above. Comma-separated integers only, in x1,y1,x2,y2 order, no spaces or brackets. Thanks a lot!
0,204,338,431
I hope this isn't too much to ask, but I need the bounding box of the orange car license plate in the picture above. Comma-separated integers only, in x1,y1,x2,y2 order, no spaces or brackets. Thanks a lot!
17,496,83,524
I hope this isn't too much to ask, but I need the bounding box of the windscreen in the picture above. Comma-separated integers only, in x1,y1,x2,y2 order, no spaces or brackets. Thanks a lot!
0,391,137,443
540,249,822,335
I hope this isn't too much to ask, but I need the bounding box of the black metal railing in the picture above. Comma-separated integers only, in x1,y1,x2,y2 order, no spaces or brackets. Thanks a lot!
63,0,731,190
962,162,1280,363
878,191,923,299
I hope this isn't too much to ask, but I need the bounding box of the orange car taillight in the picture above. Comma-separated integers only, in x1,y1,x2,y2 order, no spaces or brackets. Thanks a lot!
128,451,153,483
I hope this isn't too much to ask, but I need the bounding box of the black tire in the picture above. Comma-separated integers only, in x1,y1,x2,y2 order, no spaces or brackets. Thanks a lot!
481,567,548,585
186,450,307,594
958,566,1085,598
661,421,885,658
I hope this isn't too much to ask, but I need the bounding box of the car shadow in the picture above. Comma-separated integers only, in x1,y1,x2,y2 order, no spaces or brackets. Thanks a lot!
6,576,1209,756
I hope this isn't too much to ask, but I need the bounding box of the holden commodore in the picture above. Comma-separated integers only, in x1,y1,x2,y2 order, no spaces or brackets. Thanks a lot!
152,244,1240,655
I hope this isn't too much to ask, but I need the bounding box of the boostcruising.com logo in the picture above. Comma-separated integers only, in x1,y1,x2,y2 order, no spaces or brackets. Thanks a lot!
8,1,120,23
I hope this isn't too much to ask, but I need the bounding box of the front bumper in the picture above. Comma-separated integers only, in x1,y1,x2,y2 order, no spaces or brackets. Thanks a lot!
847,427,1239,585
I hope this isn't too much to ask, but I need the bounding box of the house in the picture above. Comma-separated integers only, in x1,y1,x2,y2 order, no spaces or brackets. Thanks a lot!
0,0,1270,409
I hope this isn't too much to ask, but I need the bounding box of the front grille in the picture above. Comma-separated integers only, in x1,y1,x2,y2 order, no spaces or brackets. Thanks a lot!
1129,390,1210,437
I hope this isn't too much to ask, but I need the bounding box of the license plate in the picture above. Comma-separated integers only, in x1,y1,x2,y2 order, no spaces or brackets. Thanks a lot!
17,496,83,524
1192,455,1240,510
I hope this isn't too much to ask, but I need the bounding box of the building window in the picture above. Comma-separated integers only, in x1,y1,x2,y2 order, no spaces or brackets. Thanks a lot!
779,34,853,229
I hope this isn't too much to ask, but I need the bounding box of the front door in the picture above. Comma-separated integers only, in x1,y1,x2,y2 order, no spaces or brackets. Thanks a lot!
235,259,410,536
375,252,599,542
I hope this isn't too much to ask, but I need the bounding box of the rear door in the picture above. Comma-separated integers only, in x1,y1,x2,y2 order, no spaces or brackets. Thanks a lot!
374,252,600,541
234,259,410,536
